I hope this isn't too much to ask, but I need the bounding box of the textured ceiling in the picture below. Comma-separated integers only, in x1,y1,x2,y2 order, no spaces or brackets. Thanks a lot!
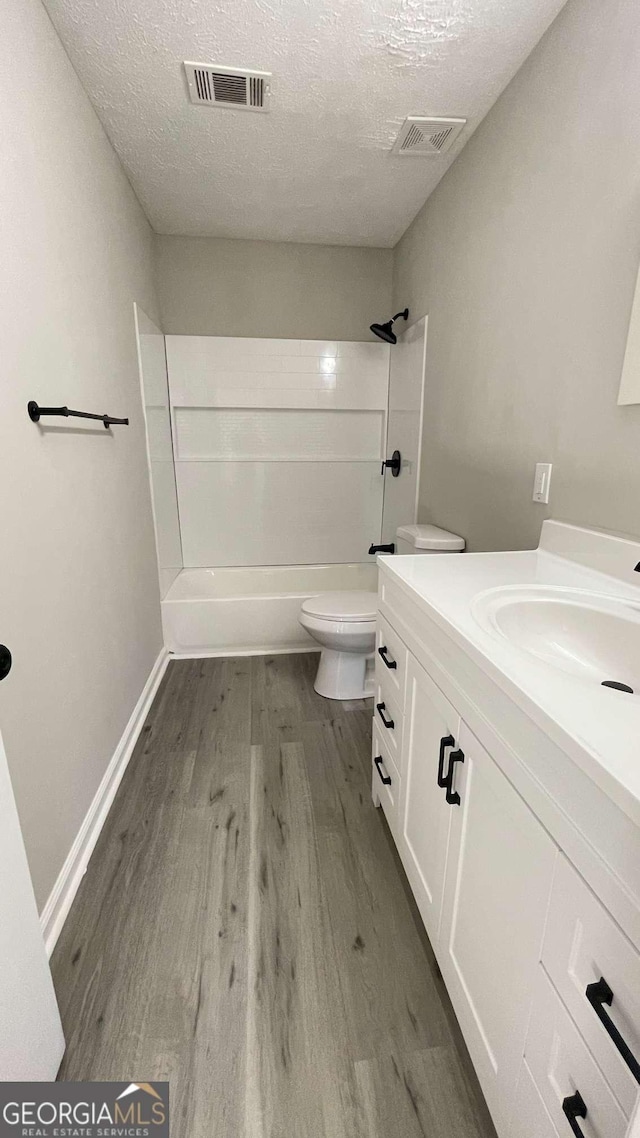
42,0,567,246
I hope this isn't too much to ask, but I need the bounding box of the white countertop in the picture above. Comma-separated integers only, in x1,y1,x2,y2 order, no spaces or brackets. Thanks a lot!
379,521,640,824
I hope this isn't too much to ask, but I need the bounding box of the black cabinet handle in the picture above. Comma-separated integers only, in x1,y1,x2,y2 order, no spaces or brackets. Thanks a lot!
562,1092,587,1136
586,976,640,1084
376,702,394,730
445,749,465,806
0,645,12,682
374,756,392,785
378,646,397,670
438,735,455,788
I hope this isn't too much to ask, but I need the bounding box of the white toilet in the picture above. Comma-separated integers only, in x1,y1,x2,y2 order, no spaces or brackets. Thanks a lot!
299,523,465,700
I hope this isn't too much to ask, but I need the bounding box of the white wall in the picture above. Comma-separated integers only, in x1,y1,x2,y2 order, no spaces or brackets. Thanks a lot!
0,0,163,910
155,236,393,341
165,336,390,566
135,306,183,597
394,0,640,552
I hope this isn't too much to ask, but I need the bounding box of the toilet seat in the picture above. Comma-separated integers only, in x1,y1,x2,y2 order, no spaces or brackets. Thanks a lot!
301,590,377,623
299,611,376,640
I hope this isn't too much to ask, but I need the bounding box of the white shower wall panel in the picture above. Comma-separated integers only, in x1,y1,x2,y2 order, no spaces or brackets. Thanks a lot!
165,335,390,567
174,408,385,462
176,460,382,567
165,336,389,410
381,316,427,545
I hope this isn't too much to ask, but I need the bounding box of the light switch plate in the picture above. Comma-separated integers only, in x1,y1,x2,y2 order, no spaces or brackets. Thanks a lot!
533,462,552,504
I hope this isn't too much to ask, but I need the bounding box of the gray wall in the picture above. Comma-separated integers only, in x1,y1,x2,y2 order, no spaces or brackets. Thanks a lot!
1,0,163,909
155,235,392,341
394,0,640,552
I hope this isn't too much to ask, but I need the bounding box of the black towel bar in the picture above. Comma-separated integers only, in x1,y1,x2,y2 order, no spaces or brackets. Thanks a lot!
28,401,129,429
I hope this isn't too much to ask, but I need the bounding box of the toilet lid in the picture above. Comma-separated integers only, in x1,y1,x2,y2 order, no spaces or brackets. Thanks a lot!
301,590,377,622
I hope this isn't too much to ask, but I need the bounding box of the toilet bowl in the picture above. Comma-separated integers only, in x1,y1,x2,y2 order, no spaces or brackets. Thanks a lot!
299,524,465,701
299,591,377,700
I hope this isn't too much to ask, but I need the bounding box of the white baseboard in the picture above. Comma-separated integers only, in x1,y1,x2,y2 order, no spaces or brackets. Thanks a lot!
168,645,320,660
40,647,170,957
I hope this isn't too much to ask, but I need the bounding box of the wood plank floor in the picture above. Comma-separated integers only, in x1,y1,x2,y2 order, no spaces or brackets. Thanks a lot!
52,653,497,1138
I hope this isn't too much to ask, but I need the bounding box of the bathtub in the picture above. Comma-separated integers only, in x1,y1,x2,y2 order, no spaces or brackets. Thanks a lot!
162,563,378,656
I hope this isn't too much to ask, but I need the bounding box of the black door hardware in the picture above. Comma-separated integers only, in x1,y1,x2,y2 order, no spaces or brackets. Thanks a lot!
586,977,640,1084
562,1092,587,1136
374,756,392,785
368,543,395,555
376,702,394,729
381,449,401,477
438,735,456,788
0,645,12,682
28,401,129,429
378,646,397,670
445,749,465,806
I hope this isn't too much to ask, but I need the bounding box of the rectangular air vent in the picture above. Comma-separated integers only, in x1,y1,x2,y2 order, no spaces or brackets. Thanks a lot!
184,62,271,113
392,116,466,157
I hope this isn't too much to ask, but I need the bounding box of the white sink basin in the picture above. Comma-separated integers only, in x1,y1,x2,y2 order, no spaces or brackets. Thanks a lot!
471,586,640,693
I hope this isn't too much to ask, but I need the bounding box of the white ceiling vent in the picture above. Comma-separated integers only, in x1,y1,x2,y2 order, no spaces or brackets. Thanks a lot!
184,63,271,113
392,116,466,157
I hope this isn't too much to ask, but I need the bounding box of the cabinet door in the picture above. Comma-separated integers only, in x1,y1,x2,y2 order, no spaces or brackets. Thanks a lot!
399,655,460,946
511,1060,558,1138
439,720,557,1133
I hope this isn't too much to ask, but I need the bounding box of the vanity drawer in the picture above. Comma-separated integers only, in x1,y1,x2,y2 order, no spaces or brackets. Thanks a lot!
511,1059,559,1138
373,676,403,770
372,721,400,830
524,968,628,1138
375,612,408,705
542,855,640,1117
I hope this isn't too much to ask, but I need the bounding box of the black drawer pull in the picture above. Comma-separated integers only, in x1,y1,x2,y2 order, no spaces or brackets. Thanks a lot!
438,735,455,788
0,645,12,682
376,702,394,729
374,755,391,785
378,646,397,670
562,1091,587,1136
586,976,640,1084
445,749,465,806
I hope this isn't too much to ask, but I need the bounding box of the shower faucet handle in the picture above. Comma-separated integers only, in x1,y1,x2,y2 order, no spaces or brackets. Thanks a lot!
381,450,401,477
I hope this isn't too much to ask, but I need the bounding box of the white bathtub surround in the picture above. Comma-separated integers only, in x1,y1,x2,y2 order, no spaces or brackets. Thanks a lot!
381,315,428,545
373,520,640,1136
299,591,378,699
162,563,377,656
165,336,390,567
134,305,182,597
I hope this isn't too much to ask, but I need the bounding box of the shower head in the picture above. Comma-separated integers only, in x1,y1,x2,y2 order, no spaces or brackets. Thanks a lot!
370,308,409,345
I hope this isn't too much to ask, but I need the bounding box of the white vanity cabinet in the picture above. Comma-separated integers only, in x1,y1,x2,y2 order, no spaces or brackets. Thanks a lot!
385,653,557,1131
372,564,640,1138
399,655,459,944
437,720,557,1130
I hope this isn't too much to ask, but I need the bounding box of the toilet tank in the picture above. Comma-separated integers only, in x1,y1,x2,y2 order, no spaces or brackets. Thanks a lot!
395,524,465,555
